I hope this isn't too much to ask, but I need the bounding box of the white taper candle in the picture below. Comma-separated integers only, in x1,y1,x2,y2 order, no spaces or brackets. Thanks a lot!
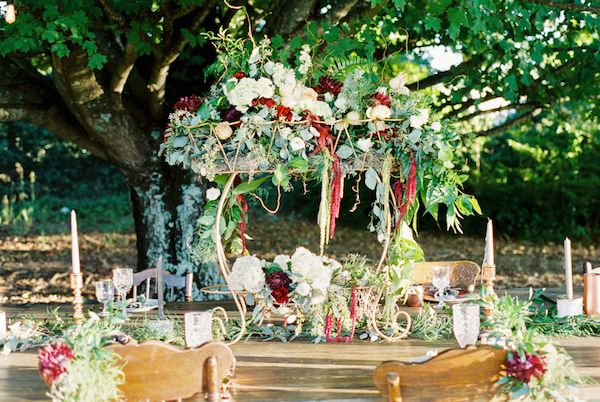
564,237,573,300
483,219,494,266
70,211,81,275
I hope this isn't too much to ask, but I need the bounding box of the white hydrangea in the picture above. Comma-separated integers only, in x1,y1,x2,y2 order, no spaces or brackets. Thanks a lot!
298,44,312,75
226,77,275,111
206,187,221,201
290,247,334,305
229,255,266,293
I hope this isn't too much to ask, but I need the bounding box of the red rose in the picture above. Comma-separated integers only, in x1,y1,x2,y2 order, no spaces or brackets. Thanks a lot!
271,287,289,304
371,91,391,107
233,72,247,80
276,105,293,121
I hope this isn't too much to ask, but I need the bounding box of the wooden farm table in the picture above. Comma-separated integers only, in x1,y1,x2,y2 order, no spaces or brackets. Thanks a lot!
1,295,599,401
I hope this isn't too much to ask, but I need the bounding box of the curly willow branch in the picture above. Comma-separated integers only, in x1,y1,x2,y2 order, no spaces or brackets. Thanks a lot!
223,0,257,49
250,185,282,214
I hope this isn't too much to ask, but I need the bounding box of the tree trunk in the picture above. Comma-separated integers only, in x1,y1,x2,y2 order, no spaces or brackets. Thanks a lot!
128,162,220,300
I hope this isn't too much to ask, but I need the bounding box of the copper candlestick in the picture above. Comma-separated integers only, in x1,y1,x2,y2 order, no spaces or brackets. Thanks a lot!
70,273,84,324
482,264,496,317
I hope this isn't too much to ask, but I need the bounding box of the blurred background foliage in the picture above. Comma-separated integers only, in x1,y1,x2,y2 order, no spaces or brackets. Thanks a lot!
0,122,132,235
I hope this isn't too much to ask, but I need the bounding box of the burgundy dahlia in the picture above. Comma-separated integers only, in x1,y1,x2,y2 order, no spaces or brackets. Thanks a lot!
315,76,343,95
371,91,391,107
174,94,204,113
266,271,291,290
505,352,546,383
271,287,289,304
38,342,74,384
220,106,242,122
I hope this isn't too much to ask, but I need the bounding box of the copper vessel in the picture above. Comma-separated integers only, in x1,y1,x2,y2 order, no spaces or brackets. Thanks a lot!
584,273,600,316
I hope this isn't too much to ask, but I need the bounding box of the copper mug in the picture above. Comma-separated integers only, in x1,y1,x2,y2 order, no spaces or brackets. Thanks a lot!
584,273,600,316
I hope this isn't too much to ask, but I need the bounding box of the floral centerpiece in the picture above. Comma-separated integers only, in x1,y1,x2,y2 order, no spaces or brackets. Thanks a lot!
160,35,479,263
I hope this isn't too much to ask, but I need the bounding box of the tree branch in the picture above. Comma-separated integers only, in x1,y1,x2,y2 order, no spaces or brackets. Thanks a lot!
264,0,320,38
523,0,600,13
476,108,542,137
147,1,216,119
459,102,542,121
110,42,139,93
98,0,126,26
408,58,479,91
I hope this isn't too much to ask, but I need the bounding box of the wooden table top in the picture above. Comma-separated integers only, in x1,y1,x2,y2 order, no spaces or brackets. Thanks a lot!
1,296,599,401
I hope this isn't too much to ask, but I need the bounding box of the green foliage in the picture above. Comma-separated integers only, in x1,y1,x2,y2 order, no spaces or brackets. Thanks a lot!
0,122,132,234
409,303,453,341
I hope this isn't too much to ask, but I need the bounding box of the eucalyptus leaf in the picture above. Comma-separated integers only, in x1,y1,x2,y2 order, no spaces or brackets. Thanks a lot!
336,144,353,159
365,167,378,190
233,176,270,195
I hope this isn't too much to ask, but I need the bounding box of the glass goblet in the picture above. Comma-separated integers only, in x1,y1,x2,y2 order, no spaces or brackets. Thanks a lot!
113,268,134,315
95,280,114,317
184,311,213,348
431,265,450,309
452,303,481,348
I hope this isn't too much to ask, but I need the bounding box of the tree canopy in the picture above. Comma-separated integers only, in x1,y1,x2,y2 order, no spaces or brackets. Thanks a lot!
0,0,598,271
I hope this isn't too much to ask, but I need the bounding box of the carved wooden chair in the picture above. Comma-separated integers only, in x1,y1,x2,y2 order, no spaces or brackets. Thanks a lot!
107,341,235,402
132,258,194,302
412,261,481,290
373,346,506,402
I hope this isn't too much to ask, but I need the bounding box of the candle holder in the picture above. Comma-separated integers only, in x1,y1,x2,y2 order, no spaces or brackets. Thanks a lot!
557,295,583,318
584,273,600,316
481,264,496,317
70,273,84,324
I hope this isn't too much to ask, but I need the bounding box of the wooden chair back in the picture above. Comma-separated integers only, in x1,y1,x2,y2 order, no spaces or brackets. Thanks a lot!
107,341,235,402
132,268,193,302
373,346,506,402
412,261,480,289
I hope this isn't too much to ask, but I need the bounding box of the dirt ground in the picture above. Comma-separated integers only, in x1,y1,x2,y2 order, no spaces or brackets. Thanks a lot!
0,216,595,303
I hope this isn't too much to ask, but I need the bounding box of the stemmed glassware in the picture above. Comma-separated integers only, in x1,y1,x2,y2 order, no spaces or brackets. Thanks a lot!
452,303,480,348
95,280,114,317
431,265,450,309
184,311,213,348
113,267,133,316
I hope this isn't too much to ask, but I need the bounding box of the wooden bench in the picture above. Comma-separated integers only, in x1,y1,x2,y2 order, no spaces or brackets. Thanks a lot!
107,341,235,402
373,346,506,401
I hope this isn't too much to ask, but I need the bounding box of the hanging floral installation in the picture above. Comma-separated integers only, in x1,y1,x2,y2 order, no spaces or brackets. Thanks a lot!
160,32,482,342
160,34,481,264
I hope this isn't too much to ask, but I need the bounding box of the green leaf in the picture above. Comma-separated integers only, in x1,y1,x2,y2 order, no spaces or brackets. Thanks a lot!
425,15,442,32
196,103,211,120
233,176,270,195
88,53,107,69
471,197,482,215
365,167,378,190
272,164,290,187
51,43,70,57
288,157,308,172
448,7,468,40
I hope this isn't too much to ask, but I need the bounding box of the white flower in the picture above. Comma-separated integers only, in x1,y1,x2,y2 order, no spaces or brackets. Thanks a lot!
230,255,265,293
334,119,349,131
289,137,305,152
215,123,233,140
298,44,312,75
376,86,387,95
273,255,291,270
226,77,275,110
366,105,392,121
410,108,430,129
295,282,311,296
206,187,221,201
346,111,362,125
431,121,442,132
357,138,373,152
389,73,410,95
